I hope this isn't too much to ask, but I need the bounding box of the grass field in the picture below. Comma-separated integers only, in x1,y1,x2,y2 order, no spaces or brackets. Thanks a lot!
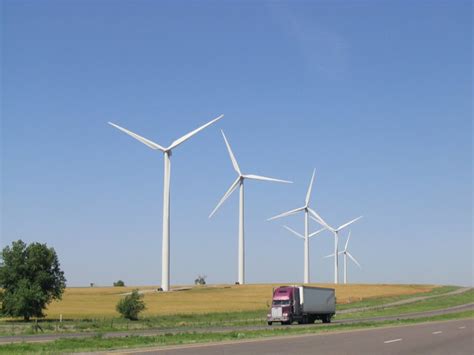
44,283,438,319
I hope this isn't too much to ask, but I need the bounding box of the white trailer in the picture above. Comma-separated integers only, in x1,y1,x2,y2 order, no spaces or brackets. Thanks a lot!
299,286,336,315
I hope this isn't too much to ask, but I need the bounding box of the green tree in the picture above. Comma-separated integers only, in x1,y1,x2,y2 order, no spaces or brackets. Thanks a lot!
113,280,125,287
116,289,146,320
0,240,66,321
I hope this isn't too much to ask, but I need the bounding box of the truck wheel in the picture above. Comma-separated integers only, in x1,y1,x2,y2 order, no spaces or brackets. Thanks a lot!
267,321,272,326
322,315,331,324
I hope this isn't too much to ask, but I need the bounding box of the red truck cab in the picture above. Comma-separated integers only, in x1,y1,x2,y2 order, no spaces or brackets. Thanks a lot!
267,286,300,325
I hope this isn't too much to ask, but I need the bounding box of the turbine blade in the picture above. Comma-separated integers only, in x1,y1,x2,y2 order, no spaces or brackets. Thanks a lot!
308,208,334,231
283,225,304,239
309,227,326,238
243,174,292,184
344,230,352,250
347,252,361,268
108,122,166,151
209,177,240,218
267,206,305,221
305,169,316,206
324,253,335,258
168,114,224,150
337,216,363,232
221,130,241,174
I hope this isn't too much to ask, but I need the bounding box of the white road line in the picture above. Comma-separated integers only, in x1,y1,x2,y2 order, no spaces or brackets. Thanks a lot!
458,326,466,329
384,338,402,344
432,331,443,335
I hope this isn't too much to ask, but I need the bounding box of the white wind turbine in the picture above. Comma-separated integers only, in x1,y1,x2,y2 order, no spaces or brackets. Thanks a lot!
325,231,361,284
311,215,362,284
267,169,329,284
209,130,291,285
109,114,224,292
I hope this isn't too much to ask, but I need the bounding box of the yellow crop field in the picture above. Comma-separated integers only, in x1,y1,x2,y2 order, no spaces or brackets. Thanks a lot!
44,283,436,319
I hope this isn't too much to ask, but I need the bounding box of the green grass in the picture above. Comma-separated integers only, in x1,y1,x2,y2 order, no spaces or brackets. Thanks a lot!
336,285,460,310
0,310,471,354
337,288,474,319
0,309,267,336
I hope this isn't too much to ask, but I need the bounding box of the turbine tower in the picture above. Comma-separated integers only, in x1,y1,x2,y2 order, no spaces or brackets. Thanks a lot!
209,130,291,285
282,225,326,280
109,114,224,291
311,215,362,284
325,231,361,284
267,169,329,284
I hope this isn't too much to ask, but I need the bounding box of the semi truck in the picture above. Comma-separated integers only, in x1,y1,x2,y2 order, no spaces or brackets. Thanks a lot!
267,285,335,325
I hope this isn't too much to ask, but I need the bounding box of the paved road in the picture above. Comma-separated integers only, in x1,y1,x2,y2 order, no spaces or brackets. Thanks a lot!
109,318,474,355
0,303,472,345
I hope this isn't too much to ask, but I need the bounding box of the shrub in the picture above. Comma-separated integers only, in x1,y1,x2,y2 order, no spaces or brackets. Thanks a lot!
194,275,207,285
116,290,146,320
113,280,125,287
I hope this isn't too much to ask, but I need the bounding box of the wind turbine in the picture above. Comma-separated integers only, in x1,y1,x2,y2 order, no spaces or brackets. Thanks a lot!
109,114,224,292
209,130,291,285
311,214,362,284
325,231,361,284
267,169,329,284
282,225,326,280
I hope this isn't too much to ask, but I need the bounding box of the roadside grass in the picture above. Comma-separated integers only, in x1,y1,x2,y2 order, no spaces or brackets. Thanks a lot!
0,310,267,336
0,285,464,336
337,288,474,320
336,285,459,310
0,310,471,354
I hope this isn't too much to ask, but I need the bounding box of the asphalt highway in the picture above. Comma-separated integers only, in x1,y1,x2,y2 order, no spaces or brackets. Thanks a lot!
111,318,474,355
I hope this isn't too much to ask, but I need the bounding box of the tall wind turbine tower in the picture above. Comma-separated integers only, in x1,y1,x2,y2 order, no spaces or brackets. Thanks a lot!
311,215,362,284
267,169,329,284
325,231,361,284
109,114,224,291
209,130,291,285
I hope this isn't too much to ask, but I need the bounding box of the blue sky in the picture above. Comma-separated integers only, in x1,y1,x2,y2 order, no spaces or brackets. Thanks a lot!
2,0,472,287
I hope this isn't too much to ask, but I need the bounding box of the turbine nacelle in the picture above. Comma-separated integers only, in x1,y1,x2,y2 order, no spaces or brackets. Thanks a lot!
209,130,292,219
310,214,363,234
324,230,362,269
108,114,224,154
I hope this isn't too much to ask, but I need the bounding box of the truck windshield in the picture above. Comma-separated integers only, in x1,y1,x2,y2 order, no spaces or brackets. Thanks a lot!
273,300,290,306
